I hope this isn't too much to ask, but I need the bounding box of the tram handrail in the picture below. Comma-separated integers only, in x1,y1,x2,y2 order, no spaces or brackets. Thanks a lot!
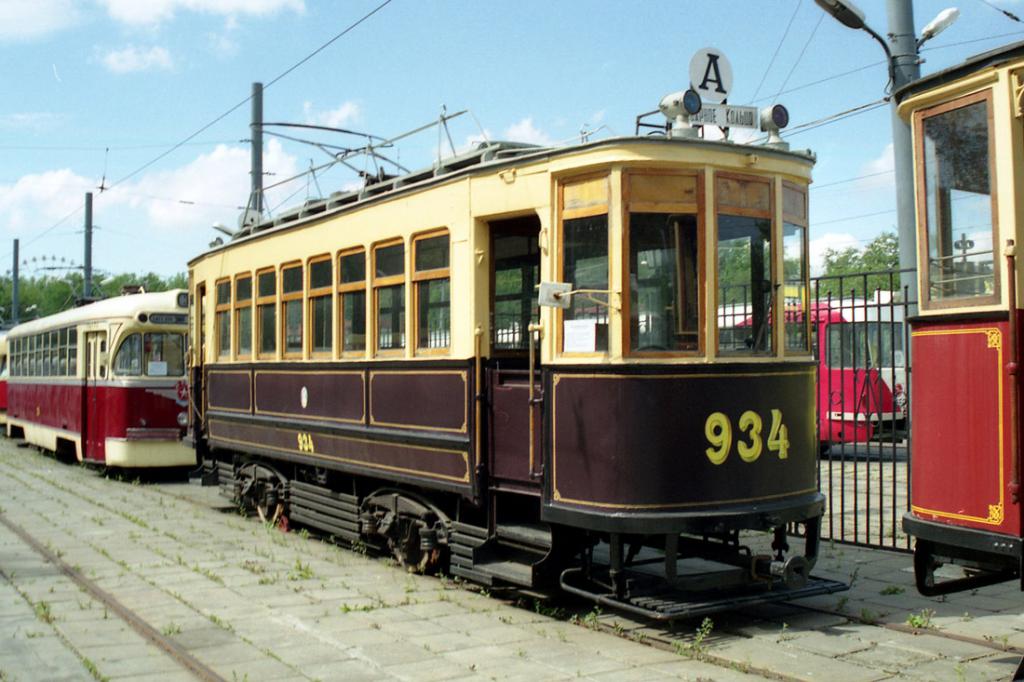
1005,240,1020,506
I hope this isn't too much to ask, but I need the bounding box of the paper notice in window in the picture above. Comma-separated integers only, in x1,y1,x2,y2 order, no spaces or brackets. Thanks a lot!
148,360,168,376
563,319,597,353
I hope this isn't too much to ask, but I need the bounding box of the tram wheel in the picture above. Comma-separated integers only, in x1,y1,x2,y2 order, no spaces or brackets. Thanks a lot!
237,462,288,527
361,489,448,574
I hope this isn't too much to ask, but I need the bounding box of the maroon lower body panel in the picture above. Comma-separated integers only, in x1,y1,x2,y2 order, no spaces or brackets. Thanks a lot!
203,361,474,497
543,363,822,533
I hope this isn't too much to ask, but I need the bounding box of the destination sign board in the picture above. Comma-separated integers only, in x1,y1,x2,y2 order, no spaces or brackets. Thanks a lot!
689,103,759,129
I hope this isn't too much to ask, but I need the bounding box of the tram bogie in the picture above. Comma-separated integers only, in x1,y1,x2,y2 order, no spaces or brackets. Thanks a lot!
190,107,848,616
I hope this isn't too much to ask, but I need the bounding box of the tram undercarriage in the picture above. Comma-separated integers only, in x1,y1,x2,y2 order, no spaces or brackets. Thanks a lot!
203,452,846,620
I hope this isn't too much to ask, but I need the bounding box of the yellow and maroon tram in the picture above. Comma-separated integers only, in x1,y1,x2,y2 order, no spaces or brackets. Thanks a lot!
899,41,1024,594
189,107,846,617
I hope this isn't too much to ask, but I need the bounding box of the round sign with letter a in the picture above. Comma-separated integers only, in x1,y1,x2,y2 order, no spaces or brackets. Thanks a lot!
689,48,733,104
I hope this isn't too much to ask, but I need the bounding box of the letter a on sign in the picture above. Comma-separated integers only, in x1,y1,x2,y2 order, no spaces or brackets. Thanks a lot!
689,48,733,104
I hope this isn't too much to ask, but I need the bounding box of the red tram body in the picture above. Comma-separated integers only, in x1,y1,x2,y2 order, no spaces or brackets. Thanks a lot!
899,42,1024,593
6,291,194,468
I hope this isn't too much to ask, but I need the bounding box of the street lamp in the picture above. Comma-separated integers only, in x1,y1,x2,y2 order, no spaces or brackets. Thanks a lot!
812,0,959,309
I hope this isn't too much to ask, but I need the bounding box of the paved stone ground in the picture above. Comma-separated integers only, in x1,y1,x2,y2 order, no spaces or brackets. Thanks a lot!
0,440,1021,681
819,456,910,549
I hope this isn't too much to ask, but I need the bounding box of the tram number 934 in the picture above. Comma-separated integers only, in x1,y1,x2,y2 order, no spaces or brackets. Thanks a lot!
296,432,315,454
704,409,789,465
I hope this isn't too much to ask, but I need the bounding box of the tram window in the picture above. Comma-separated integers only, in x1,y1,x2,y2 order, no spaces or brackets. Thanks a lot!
68,328,77,376
339,250,366,353
309,257,333,357
492,232,540,352
918,93,997,303
235,275,252,359
257,269,277,358
414,233,450,351
628,213,698,352
717,214,773,355
215,279,231,359
374,242,405,353
144,333,185,376
114,334,143,376
562,215,609,352
59,328,68,375
281,264,303,357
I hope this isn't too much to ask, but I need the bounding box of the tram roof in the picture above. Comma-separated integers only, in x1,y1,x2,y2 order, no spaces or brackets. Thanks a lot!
192,134,814,265
895,40,1024,103
8,290,187,338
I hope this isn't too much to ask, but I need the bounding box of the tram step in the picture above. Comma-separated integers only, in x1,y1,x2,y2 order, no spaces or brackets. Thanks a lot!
473,559,535,587
290,481,359,509
452,521,488,542
495,523,551,551
289,509,359,543
450,564,494,586
289,487,359,516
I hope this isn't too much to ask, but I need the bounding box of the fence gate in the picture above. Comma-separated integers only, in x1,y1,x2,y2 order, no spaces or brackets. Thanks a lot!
811,269,914,552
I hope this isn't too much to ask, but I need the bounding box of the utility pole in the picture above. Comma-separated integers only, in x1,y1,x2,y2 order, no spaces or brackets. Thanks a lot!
250,82,264,219
12,239,19,325
84,191,93,300
886,0,920,308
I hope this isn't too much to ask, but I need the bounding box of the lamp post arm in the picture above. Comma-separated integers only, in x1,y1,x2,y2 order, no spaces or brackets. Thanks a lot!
862,23,896,89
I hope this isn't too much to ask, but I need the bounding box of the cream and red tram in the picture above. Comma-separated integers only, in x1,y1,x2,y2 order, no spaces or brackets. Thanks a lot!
7,291,193,468
191,123,845,616
898,42,1024,594
0,331,9,426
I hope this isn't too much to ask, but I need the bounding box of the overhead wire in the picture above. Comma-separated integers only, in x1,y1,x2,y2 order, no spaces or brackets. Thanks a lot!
771,12,825,105
751,0,803,102
974,0,1021,23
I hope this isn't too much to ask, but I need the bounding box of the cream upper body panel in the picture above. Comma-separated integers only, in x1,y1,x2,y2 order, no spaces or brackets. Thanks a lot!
191,137,814,366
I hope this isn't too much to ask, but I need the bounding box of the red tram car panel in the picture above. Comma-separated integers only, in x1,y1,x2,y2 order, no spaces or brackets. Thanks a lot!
910,322,1016,535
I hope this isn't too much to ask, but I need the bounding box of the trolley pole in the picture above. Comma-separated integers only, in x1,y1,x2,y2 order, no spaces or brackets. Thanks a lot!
250,82,263,218
12,239,19,325
84,191,93,300
886,0,920,310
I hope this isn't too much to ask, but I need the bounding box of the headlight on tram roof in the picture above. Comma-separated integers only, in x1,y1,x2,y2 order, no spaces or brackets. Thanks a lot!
177,412,188,428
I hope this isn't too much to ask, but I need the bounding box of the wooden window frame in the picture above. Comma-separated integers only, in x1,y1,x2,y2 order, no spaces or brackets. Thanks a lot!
713,171,776,356
412,229,451,355
255,267,277,360
338,247,367,358
233,273,253,361
557,172,612,357
307,254,334,359
913,89,1000,310
214,277,231,359
372,239,406,357
280,262,304,360
621,169,705,359
782,181,811,355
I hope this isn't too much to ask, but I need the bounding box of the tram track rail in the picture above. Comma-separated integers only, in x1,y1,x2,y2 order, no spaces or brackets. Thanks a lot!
0,511,227,682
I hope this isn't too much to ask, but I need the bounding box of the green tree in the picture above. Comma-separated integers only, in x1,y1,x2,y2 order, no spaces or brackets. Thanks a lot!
818,231,901,299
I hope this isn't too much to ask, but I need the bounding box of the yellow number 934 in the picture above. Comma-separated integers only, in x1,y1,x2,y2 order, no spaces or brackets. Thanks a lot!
704,409,789,464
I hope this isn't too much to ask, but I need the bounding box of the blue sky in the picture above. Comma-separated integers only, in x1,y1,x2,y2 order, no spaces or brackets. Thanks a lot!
2,0,1022,282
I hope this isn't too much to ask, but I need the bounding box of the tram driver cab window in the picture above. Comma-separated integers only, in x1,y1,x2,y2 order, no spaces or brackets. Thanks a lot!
625,172,701,354
916,90,998,306
716,174,774,355
560,175,609,354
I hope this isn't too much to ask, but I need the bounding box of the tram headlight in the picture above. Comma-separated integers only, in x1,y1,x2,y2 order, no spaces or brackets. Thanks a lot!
177,412,188,428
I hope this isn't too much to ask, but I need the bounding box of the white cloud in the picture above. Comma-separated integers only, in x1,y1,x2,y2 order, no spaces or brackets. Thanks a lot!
102,46,174,74
114,138,299,232
302,101,361,128
0,112,66,131
809,232,860,276
503,118,553,146
99,0,304,26
862,142,894,177
0,169,96,234
0,0,78,42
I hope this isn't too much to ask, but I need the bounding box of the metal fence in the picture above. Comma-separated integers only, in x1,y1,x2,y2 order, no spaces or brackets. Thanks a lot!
811,269,915,552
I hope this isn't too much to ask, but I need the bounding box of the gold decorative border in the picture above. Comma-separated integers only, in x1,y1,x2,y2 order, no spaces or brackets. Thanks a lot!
253,369,365,424
551,368,816,509
910,327,1004,526
368,370,468,433
206,369,252,413
208,418,469,483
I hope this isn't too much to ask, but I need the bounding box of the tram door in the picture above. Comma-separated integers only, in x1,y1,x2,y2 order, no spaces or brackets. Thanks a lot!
486,216,542,489
82,331,108,462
